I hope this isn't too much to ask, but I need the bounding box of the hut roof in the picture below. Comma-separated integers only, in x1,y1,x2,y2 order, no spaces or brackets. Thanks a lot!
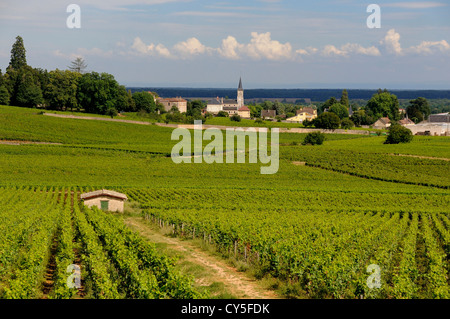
80,189,128,201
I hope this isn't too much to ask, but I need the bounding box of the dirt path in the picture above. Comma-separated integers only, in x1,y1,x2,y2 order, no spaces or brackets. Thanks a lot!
388,153,450,161
124,217,279,299
0,140,62,145
43,112,371,135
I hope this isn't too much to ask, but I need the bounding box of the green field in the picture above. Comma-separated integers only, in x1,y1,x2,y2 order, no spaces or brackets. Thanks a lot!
0,104,449,299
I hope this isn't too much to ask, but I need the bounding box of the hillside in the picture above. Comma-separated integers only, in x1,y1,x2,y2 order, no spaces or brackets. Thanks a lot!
0,104,449,299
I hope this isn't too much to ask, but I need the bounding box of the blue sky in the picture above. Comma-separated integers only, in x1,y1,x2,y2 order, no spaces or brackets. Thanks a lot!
1,0,449,88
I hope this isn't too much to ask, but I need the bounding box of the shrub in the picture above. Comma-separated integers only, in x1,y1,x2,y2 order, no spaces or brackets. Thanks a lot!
230,114,241,122
106,107,118,118
254,118,264,124
302,132,325,145
384,124,413,144
302,119,314,127
217,111,228,117
340,118,354,129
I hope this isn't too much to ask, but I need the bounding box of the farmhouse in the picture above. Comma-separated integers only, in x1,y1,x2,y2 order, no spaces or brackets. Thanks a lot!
261,109,276,119
158,97,187,113
80,189,128,213
373,117,391,129
286,107,317,123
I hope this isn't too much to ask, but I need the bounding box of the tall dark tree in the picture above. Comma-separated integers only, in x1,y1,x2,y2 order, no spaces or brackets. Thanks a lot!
15,69,43,107
407,97,430,124
8,36,27,70
0,86,10,105
68,57,88,73
340,89,349,107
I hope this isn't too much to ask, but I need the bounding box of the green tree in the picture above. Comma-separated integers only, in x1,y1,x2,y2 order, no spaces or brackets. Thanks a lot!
116,85,135,112
8,36,27,70
0,85,10,105
248,103,262,118
366,90,400,121
407,97,430,124
384,124,413,144
313,112,341,130
132,91,156,113
340,89,349,107
329,103,349,119
15,70,43,107
44,69,81,111
318,97,338,114
187,100,204,118
350,109,375,127
262,100,274,110
77,72,122,114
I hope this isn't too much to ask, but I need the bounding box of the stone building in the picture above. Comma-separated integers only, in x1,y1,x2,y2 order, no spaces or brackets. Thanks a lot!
80,189,128,213
158,97,187,113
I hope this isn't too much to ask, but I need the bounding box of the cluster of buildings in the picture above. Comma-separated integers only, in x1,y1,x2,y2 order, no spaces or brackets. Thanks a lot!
152,79,449,136
373,113,449,136
205,77,250,118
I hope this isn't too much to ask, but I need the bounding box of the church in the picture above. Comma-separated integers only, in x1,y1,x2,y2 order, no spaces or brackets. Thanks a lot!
206,78,250,118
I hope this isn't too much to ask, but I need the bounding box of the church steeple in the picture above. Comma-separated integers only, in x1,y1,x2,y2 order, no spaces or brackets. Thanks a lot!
237,77,244,107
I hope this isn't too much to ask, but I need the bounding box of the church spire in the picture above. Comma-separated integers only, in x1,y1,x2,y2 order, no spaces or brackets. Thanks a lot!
238,77,243,90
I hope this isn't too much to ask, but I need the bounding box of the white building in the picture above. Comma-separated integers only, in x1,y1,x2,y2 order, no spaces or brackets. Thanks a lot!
207,78,244,116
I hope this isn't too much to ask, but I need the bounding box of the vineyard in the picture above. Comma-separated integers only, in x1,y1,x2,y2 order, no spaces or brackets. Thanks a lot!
0,186,202,299
125,187,450,299
0,104,449,299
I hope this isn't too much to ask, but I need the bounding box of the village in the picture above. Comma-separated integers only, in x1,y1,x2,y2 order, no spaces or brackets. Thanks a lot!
153,77,450,137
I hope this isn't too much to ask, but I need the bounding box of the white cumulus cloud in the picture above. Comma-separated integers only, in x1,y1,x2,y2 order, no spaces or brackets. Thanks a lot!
244,32,293,61
173,37,212,58
218,36,244,60
380,29,403,56
407,40,450,55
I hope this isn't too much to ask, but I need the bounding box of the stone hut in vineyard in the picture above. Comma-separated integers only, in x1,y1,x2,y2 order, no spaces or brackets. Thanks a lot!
80,189,128,213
